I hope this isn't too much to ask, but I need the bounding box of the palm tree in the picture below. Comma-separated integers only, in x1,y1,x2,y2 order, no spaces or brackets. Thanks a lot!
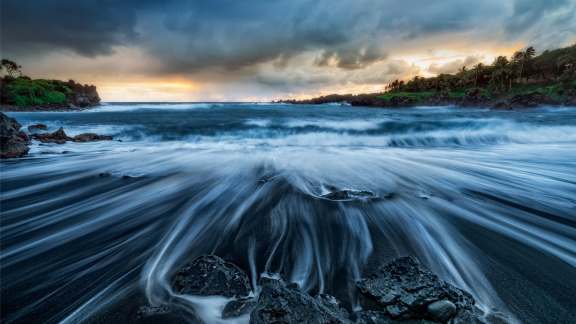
472,63,484,87
514,46,536,82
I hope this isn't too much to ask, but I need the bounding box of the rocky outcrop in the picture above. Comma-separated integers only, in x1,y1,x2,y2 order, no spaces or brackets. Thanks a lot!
32,127,71,144
0,112,30,158
31,127,113,144
65,80,100,107
172,255,252,298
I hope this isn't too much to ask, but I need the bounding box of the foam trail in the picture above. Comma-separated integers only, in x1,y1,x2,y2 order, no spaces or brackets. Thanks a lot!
2,104,576,323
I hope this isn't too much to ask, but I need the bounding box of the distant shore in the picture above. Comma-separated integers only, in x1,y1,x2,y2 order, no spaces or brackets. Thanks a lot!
281,44,576,109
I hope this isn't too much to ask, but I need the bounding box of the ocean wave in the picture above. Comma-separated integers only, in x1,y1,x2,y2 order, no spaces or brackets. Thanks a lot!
92,102,218,112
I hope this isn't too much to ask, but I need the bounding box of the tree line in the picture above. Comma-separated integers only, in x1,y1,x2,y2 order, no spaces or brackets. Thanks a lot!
385,44,576,94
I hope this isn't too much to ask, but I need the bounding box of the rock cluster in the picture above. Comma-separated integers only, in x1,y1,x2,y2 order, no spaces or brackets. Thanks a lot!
0,112,30,158
137,255,510,324
31,127,112,144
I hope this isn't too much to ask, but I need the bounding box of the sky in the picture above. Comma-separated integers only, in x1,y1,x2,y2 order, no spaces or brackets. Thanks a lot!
2,0,575,102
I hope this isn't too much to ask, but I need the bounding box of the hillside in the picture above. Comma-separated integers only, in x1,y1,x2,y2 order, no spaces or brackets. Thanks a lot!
0,59,100,110
282,44,576,108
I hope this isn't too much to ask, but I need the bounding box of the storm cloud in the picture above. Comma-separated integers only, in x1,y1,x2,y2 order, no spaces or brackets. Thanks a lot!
1,0,575,99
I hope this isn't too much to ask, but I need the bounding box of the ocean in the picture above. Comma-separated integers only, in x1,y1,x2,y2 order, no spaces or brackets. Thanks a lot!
2,103,576,323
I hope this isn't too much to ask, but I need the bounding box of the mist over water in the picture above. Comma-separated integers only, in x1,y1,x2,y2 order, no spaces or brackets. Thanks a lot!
2,103,576,323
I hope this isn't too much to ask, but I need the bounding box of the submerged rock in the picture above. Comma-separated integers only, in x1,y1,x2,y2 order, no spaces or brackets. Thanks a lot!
72,133,113,142
356,257,475,322
172,255,251,298
0,112,30,158
322,190,377,202
250,277,352,324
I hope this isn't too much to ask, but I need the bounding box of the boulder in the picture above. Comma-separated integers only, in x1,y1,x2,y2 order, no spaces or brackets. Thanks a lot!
32,127,71,144
172,255,251,298
356,257,475,322
72,133,113,142
250,277,352,324
0,112,30,158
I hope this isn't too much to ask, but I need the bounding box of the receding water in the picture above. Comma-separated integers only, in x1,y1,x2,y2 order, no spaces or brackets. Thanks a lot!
1,103,576,323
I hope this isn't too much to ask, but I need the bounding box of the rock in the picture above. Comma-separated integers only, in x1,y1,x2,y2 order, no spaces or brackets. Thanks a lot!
250,277,352,324
31,128,112,144
222,297,257,319
32,127,71,144
0,112,30,158
449,307,512,324
172,255,251,298
66,80,101,107
356,257,475,321
322,190,376,202
427,300,457,322
27,123,48,132
72,133,113,142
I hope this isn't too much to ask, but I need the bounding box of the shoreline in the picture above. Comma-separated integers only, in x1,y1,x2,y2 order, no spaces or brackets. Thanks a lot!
279,90,576,110
0,104,100,112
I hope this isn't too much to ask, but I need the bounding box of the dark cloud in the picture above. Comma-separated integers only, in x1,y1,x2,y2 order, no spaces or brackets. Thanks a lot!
1,0,575,89
1,0,159,55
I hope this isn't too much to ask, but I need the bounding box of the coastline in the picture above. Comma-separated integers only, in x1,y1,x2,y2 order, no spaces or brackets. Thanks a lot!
280,90,576,109
0,104,100,112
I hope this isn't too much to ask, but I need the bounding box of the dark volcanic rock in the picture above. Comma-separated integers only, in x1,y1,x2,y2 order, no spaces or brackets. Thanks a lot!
356,257,475,322
0,112,30,158
73,133,113,142
32,127,71,144
223,297,258,319
32,128,113,143
27,123,48,132
172,255,251,298
322,190,377,202
250,277,352,324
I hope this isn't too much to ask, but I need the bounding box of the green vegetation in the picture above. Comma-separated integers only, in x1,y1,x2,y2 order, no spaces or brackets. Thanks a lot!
385,44,576,101
1,59,100,109
3,77,71,106
378,91,436,101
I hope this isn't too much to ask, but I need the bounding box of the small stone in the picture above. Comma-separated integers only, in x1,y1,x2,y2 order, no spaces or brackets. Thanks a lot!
427,299,457,322
222,298,257,318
